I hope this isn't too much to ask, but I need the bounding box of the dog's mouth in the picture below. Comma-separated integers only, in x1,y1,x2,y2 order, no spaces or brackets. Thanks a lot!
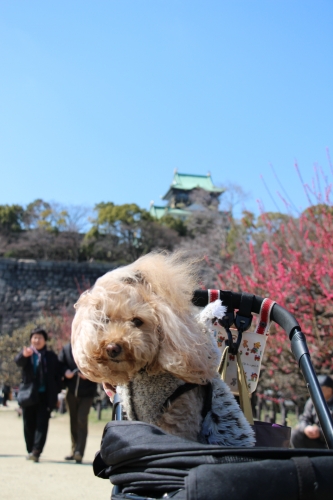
103,382,116,397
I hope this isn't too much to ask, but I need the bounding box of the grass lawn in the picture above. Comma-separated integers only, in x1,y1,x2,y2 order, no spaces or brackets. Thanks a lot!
88,405,113,424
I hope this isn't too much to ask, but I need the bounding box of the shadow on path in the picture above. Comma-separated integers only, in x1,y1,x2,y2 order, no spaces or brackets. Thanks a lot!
0,454,93,466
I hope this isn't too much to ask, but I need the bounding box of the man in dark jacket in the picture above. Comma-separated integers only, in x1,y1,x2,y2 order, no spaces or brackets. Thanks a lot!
291,374,333,449
15,327,62,462
2,384,11,406
58,342,97,463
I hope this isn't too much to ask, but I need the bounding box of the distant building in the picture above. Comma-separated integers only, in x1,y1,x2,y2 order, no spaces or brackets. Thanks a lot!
150,170,224,220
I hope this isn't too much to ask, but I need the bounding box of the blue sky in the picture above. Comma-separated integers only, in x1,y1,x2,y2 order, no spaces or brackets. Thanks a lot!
0,1,332,218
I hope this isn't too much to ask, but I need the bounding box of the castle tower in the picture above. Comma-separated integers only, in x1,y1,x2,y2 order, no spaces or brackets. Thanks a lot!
150,171,224,220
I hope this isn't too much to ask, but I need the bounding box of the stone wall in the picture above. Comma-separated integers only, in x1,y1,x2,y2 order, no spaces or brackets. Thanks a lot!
0,258,115,335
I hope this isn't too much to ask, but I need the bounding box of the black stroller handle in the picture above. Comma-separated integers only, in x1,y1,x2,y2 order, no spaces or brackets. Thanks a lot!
193,289,333,449
193,289,300,339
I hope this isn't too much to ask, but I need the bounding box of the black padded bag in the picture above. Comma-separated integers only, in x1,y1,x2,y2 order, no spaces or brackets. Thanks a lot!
94,421,333,500
17,381,39,408
185,457,332,500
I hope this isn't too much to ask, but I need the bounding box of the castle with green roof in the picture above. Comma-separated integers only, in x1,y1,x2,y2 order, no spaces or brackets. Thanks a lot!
150,171,224,220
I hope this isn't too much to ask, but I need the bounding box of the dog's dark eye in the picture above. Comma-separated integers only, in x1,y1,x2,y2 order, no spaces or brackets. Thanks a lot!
132,317,143,328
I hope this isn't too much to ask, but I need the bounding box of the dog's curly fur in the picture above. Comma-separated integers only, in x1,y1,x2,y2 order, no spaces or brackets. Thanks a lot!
72,251,255,446
72,252,216,385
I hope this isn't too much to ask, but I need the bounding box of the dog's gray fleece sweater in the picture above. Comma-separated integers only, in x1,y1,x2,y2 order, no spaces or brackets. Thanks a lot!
117,371,255,447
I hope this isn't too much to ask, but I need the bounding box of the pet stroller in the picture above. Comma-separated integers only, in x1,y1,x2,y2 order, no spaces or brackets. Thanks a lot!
93,290,333,500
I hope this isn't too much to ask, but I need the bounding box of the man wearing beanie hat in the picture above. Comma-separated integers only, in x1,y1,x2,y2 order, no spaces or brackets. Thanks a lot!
291,374,333,449
15,327,62,462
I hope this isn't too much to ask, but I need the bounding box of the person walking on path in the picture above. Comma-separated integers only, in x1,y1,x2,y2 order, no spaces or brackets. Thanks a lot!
291,374,333,449
58,342,97,464
2,384,11,406
15,327,62,462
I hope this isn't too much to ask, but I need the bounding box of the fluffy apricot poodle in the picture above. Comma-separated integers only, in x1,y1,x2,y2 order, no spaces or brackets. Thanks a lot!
72,252,255,446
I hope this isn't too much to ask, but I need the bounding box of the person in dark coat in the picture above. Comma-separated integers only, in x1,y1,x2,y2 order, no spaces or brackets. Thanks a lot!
2,384,11,406
291,374,333,449
15,327,62,462
58,342,97,463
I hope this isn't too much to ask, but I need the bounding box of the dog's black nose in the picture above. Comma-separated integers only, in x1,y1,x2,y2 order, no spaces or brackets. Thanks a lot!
106,343,122,359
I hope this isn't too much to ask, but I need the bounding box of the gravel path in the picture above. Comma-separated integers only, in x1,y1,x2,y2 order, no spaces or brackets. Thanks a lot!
0,401,112,500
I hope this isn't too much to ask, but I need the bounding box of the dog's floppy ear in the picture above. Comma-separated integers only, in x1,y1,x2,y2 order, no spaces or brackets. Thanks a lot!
148,301,218,384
